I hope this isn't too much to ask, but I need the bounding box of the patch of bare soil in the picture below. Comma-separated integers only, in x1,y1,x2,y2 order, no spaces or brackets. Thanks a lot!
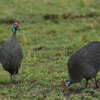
33,46,64,51
62,9,99,19
74,24,100,32
43,13,59,23
64,81,100,100
64,89,81,100
62,10,73,19
75,26,93,32
0,19,19,24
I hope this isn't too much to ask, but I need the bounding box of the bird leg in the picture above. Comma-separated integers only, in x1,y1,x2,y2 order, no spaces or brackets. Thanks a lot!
94,77,99,89
11,72,16,83
13,71,16,83
10,74,13,82
85,79,88,88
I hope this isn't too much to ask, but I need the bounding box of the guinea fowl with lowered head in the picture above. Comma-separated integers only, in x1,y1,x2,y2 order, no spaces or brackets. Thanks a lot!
0,23,23,82
62,42,100,89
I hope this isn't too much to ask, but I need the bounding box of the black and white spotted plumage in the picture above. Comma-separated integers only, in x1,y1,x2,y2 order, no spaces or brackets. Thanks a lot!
0,23,23,82
67,41,100,88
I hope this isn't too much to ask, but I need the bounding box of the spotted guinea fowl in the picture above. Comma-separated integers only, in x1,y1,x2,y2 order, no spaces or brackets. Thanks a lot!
62,41,100,88
0,23,23,82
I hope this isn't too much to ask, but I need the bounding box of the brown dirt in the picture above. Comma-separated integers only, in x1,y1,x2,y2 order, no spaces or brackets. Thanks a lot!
75,26,93,32
0,19,19,24
62,9,99,20
33,47,64,51
43,13,59,23
64,81,100,100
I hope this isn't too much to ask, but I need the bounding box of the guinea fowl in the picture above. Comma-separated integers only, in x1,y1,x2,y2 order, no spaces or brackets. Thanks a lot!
62,41,100,88
0,23,23,82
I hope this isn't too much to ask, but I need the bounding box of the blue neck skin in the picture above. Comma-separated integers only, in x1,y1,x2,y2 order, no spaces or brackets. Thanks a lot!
11,27,17,40
12,27,16,33
65,80,71,86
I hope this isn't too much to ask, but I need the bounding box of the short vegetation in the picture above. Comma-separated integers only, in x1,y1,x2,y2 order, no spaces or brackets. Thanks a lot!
0,0,100,100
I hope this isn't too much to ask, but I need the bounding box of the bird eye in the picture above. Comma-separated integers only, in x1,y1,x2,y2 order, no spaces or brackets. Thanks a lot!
64,84,66,86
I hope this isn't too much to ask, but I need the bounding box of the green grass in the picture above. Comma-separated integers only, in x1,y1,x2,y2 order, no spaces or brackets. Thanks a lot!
0,0,100,99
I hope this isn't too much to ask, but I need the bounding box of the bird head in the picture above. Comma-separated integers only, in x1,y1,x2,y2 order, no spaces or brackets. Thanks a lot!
12,23,19,32
62,80,71,89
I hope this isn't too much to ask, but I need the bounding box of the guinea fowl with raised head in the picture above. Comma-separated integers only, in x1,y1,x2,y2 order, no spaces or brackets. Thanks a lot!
62,42,100,89
0,23,23,82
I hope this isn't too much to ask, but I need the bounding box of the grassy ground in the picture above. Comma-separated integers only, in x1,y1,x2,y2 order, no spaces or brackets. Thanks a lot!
0,0,100,99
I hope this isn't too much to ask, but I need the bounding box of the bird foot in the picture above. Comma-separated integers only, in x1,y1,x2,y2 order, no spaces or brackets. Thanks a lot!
11,80,16,84
95,86,99,89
